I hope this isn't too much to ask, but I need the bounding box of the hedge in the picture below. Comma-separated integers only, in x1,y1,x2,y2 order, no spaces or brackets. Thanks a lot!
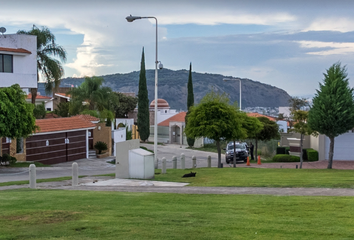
306,149,318,161
272,154,300,162
276,147,286,154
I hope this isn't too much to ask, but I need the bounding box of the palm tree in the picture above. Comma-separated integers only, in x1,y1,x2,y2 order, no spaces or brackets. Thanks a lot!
17,25,67,104
69,76,118,121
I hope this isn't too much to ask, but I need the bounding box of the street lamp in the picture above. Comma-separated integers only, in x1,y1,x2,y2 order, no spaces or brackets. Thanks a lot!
223,78,242,110
126,15,160,166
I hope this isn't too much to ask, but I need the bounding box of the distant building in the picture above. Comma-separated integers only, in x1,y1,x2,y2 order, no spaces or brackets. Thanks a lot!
0,34,37,89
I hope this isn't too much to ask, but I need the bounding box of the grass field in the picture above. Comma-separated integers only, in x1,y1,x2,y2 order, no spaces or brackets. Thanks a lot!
0,189,354,239
152,168,354,188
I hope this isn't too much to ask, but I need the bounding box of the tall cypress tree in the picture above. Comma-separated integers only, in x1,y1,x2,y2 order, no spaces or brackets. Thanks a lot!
185,62,195,147
137,48,150,142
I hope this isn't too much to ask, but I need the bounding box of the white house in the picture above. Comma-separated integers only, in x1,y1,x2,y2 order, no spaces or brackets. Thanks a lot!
149,99,178,124
26,94,54,111
0,34,37,89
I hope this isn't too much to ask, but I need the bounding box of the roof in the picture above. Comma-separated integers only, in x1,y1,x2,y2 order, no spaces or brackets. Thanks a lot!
150,99,170,109
44,113,60,119
55,93,71,99
27,94,52,100
0,47,32,54
35,116,96,134
158,112,186,127
246,112,277,122
72,114,100,122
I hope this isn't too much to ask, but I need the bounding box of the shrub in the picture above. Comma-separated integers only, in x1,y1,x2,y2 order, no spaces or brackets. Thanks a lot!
276,147,286,154
306,149,319,161
285,147,290,155
140,146,154,153
94,141,108,154
273,154,300,162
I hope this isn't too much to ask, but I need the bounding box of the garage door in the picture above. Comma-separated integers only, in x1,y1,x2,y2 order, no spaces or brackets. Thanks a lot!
26,130,87,164
325,131,354,160
2,138,10,155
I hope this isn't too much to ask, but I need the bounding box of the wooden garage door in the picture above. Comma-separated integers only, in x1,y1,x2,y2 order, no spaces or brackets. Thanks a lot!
26,130,87,164
26,132,67,164
2,138,10,155
67,130,87,161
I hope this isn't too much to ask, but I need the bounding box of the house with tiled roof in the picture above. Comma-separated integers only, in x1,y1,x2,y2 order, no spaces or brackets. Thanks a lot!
26,93,54,111
0,34,37,89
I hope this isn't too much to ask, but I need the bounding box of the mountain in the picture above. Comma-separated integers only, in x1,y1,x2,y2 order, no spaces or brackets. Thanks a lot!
39,69,291,110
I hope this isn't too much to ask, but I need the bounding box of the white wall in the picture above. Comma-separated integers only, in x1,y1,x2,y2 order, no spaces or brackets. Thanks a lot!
112,128,126,156
0,34,37,88
325,132,354,160
156,109,178,124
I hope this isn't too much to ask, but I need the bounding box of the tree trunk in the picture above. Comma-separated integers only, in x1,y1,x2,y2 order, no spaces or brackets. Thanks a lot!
328,137,335,169
216,140,221,168
233,140,236,168
300,133,303,169
31,88,37,104
255,138,258,161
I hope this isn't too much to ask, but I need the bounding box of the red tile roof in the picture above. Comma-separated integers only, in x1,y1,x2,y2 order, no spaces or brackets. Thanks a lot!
246,112,277,122
0,47,31,54
158,112,186,127
35,116,96,133
27,94,52,100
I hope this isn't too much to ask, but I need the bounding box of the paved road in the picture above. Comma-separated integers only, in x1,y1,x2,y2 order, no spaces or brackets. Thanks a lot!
0,144,234,183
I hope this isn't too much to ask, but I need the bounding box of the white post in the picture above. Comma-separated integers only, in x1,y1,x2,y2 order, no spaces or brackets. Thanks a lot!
162,157,166,174
208,155,211,168
192,155,196,168
172,156,177,169
72,162,78,186
181,153,185,169
153,17,159,168
29,164,36,189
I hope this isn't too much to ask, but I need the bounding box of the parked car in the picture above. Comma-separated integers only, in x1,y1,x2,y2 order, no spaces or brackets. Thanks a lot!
224,142,248,164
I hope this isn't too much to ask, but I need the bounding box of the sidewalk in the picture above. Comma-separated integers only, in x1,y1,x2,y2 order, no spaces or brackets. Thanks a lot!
2,176,354,197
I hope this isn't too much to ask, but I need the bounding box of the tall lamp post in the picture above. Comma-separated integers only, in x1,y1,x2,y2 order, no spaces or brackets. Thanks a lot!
126,15,160,165
223,78,242,110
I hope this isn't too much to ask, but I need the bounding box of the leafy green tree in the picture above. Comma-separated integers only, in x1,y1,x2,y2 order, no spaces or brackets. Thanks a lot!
254,117,280,161
0,84,37,139
185,63,195,147
227,112,263,167
114,93,138,118
33,102,46,119
137,48,150,142
308,63,354,169
185,91,242,167
69,76,117,122
291,110,317,169
54,101,70,117
17,25,67,103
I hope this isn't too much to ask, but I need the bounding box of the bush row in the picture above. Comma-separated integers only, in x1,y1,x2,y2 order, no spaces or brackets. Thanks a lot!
276,147,318,161
272,154,300,162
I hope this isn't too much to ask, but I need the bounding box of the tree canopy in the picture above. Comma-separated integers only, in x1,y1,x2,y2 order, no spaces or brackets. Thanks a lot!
253,116,279,160
137,48,150,142
0,84,37,138
69,76,117,121
114,92,138,118
17,25,67,103
186,62,195,147
185,91,242,167
308,62,354,169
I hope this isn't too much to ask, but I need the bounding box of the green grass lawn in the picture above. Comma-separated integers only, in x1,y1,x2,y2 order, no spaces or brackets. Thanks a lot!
0,189,353,239
0,176,86,187
151,168,354,188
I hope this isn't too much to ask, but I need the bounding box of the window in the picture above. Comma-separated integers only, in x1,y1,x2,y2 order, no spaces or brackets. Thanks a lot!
16,138,24,154
0,54,13,73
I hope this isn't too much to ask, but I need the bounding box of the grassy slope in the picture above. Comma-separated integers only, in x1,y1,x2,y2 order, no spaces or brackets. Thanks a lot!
0,189,353,239
152,168,354,188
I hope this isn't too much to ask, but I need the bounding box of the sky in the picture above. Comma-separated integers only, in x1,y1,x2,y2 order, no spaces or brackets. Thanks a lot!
1,0,354,97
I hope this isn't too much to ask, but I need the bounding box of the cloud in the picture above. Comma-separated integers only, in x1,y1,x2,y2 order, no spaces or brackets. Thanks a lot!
297,41,354,55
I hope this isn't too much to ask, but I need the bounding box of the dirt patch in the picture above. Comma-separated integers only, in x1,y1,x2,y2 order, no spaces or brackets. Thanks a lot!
1,210,82,224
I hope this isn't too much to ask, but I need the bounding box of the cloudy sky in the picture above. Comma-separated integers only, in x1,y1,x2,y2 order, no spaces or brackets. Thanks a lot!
2,0,354,97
